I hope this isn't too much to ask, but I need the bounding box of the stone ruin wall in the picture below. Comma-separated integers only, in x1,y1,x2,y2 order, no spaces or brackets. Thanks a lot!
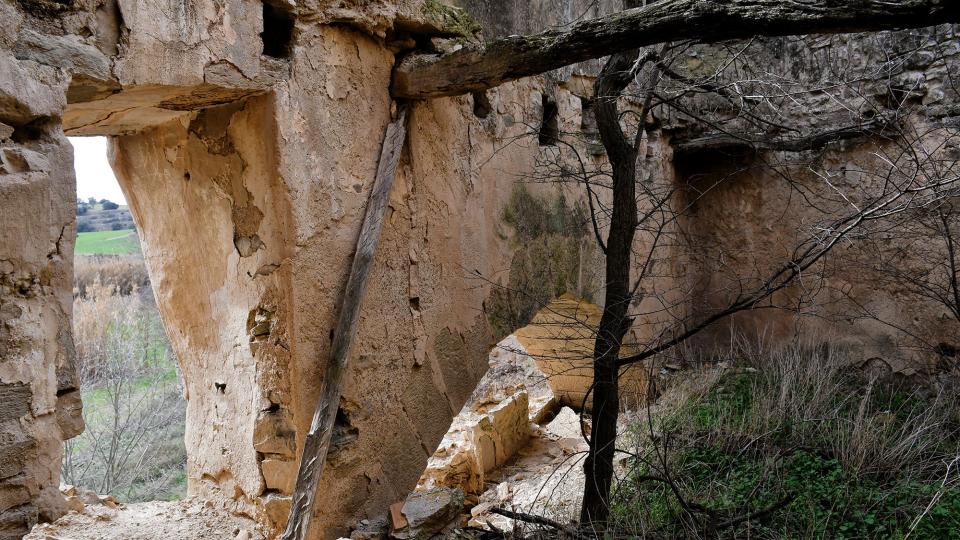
0,0,607,537
1,0,959,539
657,28,960,372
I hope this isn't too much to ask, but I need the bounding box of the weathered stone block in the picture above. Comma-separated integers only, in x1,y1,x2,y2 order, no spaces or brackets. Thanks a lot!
0,481,29,513
0,502,36,540
55,390,84,440
0,383,30,422
262,493,291,529
391,487,464,540
0,53,65,126
515,295,648,411
253,410,296,459
260,458,296,494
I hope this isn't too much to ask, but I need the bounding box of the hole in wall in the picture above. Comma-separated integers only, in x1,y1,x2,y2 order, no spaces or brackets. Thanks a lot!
538,94,559,147
260,1,295,59
472,91,492,119
11,117,57,143
579,97,596,134
579,96,605,156
330,407,358,452
65,135,188,503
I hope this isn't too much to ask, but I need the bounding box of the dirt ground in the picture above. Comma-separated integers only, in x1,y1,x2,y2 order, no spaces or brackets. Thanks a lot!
25,498,265,540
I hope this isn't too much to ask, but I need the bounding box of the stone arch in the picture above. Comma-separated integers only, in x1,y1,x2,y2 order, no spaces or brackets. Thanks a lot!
0,3,554,539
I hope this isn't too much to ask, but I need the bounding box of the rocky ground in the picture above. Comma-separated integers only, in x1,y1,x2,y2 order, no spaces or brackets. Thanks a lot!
26,495,264,540
390,317,690,540
388,334,602,538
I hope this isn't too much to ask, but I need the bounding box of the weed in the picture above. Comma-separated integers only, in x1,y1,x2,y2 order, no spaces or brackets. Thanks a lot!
611,341,960,539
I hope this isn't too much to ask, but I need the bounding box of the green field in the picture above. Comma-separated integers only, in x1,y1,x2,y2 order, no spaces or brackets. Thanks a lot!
75,229,142,254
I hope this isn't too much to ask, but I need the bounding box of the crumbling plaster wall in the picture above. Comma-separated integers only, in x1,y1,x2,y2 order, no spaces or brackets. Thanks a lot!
4,0,959,538
1,0,597,538
0,2,84,537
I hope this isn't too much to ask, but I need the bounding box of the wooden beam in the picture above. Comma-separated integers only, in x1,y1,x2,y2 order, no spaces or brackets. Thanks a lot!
392,0,960,100
281,105,409,540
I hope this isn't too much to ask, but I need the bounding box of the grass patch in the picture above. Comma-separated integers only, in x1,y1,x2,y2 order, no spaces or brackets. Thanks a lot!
612,343,960,539
76,229,141,255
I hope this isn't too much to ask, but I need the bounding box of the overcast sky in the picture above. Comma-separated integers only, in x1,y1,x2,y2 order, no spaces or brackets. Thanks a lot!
69,136,127,205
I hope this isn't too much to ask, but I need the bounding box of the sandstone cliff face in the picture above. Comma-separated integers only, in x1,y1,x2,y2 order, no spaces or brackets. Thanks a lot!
0,3,82,535
0,0,590,537
655,30,960,370
2,0,959,539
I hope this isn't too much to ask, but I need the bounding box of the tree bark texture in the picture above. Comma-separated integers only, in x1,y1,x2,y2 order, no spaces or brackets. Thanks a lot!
579,50,641,528
392,0,960,99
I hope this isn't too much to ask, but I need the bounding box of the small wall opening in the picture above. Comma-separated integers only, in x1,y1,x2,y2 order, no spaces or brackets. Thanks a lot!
579,96,604,156
472,91,492,119
260,1,295,59
330,407,358,452
64,136,187,503
538,93,560,147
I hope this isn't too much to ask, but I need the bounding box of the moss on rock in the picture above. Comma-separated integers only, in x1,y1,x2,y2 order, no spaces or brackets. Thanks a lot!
421,0,482,41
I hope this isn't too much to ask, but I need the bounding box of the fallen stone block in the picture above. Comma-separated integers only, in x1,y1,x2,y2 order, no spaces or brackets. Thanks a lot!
260,458,296,494
418,390,531,495
390,487,463,540
514,294,649,411
544,406,585,440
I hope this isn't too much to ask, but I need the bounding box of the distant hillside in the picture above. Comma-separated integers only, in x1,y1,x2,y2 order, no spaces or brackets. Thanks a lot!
77,199,135,233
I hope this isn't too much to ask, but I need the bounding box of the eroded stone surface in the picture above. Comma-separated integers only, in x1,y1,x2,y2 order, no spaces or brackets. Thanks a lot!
515,295,649,411
3,1,960,539
391,487,464,539
0,31,79,536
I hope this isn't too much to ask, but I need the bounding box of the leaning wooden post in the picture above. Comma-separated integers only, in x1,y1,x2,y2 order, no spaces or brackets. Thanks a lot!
281,105,409,540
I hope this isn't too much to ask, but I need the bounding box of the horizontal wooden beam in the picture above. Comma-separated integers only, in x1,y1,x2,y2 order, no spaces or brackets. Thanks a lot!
392,0,960,100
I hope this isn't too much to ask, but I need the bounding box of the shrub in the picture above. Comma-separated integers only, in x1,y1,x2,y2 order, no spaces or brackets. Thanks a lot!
487,185,598,338
74,254,150,298
611,340,960,539
64,281,186,502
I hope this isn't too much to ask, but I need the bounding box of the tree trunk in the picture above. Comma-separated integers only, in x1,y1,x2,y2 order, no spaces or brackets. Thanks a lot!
580,50,640,528
391,0,960,99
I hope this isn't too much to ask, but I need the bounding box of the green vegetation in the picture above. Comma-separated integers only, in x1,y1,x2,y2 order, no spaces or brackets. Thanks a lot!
64,260,186,502
487,185,599,337
75,229,141,255
612,345,960,539
422,0,482,41
76,198,135,233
